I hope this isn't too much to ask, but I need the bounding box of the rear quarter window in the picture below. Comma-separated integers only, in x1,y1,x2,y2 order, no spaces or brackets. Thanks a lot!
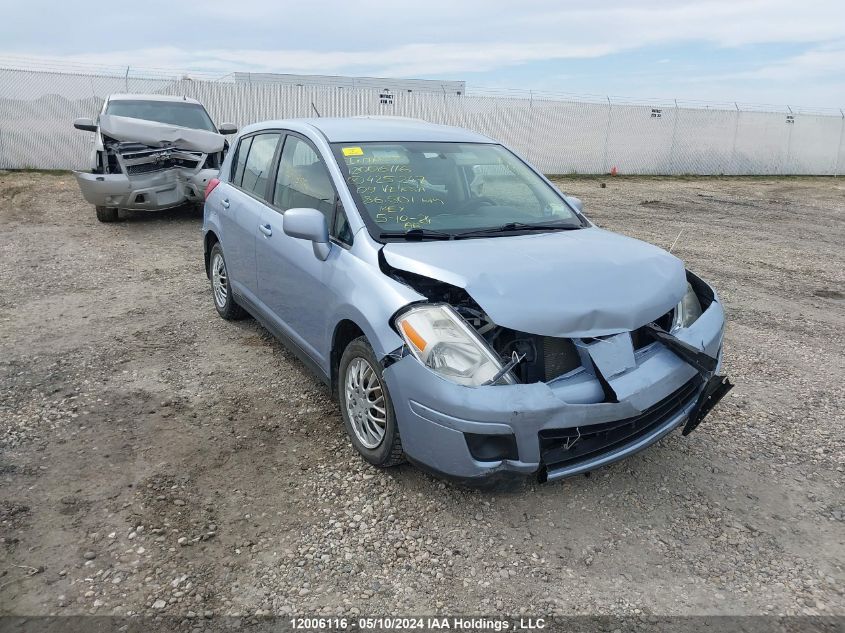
231,136,253,187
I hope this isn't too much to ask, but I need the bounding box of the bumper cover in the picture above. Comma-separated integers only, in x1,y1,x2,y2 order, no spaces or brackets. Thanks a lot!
382,299,728,483
74,168,217,211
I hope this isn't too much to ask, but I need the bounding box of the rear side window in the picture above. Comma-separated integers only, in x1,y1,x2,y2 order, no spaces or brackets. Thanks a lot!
240,133,281,199
273,136,335,220
231,136,253,187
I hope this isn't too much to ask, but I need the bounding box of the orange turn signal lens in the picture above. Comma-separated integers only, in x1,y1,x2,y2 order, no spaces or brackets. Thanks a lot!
400,320,427,352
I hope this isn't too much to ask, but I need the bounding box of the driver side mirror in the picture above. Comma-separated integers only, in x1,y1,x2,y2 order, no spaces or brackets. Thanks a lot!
218,123,237,135
283,208,331,260
564,195,583,213
73,117,98,132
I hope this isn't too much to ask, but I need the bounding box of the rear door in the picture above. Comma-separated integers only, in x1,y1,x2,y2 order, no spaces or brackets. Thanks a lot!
218,132,281,301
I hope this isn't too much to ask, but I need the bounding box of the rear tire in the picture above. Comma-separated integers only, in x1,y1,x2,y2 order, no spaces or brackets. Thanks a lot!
209,242,247,320
95,206,119,223
339,336,404,467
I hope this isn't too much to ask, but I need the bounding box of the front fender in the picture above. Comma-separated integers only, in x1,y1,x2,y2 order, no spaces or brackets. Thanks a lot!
326,234,422,361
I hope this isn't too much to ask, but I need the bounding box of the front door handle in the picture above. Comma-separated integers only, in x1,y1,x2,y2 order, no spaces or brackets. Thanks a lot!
221,198,230,209
259,223,272,237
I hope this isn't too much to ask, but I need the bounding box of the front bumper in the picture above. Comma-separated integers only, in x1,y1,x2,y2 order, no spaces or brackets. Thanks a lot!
74,168,217,211
382,297,727,483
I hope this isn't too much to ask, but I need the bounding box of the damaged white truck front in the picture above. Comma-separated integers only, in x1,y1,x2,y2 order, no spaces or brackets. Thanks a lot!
73,94,236,222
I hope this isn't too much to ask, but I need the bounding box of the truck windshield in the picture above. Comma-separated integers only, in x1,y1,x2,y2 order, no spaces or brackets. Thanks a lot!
105,100,216,132
331,141,582,238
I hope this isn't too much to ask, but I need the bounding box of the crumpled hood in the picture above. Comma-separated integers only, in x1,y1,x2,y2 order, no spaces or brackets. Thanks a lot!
99,114,225,154
382,227,687,338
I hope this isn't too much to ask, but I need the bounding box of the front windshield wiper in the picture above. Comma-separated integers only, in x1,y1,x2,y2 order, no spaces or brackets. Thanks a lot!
379,228,454,241
454,222,582,239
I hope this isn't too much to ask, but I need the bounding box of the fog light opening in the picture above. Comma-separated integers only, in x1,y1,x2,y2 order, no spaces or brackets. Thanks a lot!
465,433,518,462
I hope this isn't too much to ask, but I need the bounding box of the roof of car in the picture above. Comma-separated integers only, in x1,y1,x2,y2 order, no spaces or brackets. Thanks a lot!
241,116,495,143
107,93,204,105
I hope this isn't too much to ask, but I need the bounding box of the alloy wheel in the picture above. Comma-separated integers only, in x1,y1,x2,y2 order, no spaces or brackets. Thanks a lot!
345,357,387,449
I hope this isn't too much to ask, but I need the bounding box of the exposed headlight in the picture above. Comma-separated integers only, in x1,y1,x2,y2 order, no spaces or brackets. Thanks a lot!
672,282,703,330
394,304,514,387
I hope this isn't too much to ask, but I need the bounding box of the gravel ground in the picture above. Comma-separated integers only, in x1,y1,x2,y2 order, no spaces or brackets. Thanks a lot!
0,172,843,621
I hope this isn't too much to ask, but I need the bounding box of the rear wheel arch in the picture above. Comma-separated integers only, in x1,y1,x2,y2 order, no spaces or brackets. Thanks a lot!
204,230,220,278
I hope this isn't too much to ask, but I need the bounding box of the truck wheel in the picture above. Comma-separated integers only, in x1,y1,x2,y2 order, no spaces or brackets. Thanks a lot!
339,336,404,468
95,206,119,223
209,243,247,320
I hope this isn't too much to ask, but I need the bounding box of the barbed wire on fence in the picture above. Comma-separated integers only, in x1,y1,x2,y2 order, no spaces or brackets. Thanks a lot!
0,62,843,175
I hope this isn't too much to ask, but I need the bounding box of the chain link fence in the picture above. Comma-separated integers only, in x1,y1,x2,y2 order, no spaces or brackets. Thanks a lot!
1,66,844,175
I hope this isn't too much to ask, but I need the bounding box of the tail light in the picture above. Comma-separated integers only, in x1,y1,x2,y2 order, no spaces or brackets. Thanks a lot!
204,177,220,200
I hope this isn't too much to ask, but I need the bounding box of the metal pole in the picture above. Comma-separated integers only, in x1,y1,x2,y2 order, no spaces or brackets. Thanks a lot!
728,102,740,175
833,109,845,177
525,90,535,163
601,96,612,174
124,66,129,92
668,98,679,174
784,105,794,175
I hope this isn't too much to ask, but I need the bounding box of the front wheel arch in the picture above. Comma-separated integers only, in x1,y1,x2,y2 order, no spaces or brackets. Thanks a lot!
331,319,366,399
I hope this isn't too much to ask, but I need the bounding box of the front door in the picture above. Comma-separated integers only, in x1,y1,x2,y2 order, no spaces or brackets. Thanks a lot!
256,134,341,369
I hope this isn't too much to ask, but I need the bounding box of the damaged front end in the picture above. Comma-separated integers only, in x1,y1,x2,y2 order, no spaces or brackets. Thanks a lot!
379,254,732,484
74,114,226,211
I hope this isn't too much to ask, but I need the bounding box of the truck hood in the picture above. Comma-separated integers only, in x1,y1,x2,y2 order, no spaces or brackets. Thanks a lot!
99,114,225,154
381,227,687,338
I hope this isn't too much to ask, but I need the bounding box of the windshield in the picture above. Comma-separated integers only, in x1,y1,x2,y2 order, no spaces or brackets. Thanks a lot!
105,100,216,132
331,142,583,238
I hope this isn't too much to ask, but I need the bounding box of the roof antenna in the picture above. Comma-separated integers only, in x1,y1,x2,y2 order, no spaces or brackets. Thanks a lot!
669,228,684,253
311,102,321,117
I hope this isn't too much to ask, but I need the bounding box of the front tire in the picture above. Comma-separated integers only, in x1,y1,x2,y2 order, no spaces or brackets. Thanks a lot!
339,337,404,467
209,243,247,320
95,206,119,222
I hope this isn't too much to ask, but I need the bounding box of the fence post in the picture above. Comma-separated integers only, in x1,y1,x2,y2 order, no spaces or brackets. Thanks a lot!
601,96,612,174
668,98,679,174
728,102,741,175
834,109,845,177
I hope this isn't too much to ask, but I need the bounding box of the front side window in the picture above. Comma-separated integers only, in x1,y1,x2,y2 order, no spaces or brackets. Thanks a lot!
273,136,336,222
240,133,281,199
330,142,583,238
105,100,216,132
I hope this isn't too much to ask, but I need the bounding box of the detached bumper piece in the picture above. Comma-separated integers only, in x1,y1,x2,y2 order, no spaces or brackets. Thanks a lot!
682,374,733,436
539,377,702,482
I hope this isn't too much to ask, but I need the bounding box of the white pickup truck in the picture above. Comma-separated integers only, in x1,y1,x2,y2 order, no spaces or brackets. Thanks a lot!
73,94,236,222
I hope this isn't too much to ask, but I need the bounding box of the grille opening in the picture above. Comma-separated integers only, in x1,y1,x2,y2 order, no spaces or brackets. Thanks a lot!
539,377,701,475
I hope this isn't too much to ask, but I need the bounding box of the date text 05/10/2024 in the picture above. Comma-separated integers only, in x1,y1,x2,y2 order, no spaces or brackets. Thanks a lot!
290,617,547,630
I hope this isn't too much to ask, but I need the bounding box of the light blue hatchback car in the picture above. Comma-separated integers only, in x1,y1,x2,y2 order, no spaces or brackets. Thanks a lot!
203,116,732,484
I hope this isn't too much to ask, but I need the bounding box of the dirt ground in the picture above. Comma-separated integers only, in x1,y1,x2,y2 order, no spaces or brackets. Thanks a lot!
1,172,843,621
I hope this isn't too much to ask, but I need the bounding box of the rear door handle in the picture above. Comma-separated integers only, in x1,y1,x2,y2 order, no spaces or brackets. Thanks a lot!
221,199,230,209
259,223,272,237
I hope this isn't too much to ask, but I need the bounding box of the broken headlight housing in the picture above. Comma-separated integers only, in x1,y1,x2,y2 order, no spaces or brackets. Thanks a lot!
394,304,514,387
672,282,703,330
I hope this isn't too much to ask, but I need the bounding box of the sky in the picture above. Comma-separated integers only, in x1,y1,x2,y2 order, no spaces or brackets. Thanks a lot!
2,0,844,108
